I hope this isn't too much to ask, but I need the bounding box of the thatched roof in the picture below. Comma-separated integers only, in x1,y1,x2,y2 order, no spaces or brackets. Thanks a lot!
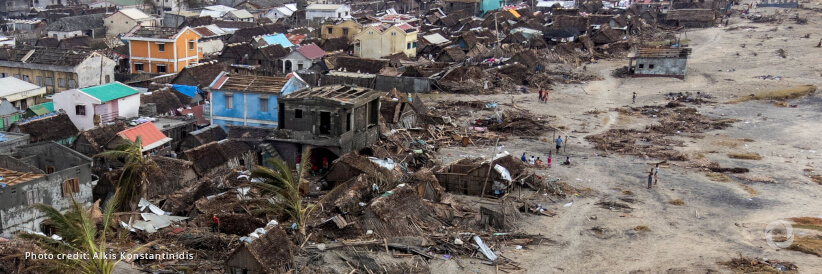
141,88,183,115
184,141,228,175
334,56,389,74
437,46,466,62
171,61,228,87
329,152,398,182
146,156,196,198
78,121,128,154
553,15,589,33
11,112,79,143
665,9,715,22
591,26,624,44
219,140,253,160
320,37,352,52
226,125,273,141
191,124,227,145
230,227,296,273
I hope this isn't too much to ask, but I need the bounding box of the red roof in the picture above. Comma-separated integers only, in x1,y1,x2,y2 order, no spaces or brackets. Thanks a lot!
296,43,325,60
117,122,169,149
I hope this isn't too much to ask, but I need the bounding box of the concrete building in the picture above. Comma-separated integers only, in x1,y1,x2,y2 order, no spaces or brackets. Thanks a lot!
122,26,203,74
0,0,28,18
208,73,309,128
0,47,117,94
46,14,106,40
320,19,361,41
264,4,298,22
0,78,46,110
104,8,155,37
305,4,351,22
629,47,692,79
224,10,255,22
0,132,29,154
0,100,24,131
0,142,94,237
52,82,141,131
190,25,229,55
355,23,418,59
163,11,200,28
268,85,381,167
280,43,326,73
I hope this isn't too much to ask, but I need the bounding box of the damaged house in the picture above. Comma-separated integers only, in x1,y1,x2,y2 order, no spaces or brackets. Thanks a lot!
208,73,310,129
183,140,257,177
629,47,692,79
0,142,93,237
268,85,382,168
8,112,80,145
0,47,117,94
434,154,526,196
664,9,716,28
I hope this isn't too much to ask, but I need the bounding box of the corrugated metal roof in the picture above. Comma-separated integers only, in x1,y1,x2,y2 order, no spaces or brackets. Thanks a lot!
306,4,344,10
27,102,54,116
422,33,449,45
79,82,140,102
118,122,171,151
117,8,151,20
296,43,325,60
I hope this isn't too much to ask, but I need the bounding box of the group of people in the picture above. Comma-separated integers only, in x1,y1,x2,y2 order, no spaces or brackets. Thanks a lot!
522,152,553,168
538,89,549,103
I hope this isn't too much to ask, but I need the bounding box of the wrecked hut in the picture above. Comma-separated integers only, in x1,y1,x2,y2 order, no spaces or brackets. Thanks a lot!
434,154,526,196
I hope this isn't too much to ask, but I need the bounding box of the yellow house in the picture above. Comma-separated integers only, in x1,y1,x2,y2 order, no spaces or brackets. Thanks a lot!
320,19,361,41
122,26,203,74
354,23,417,59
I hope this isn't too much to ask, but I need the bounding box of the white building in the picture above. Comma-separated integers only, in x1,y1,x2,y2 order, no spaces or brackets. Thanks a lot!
52,82,141,131
200,5,237,18
224,10,254,22
264,4,298,21
305,4,352,22
0,77,46,110
105,9,155,37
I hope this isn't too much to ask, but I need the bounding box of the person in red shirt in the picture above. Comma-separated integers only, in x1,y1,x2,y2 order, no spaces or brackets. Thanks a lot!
211,215,219,233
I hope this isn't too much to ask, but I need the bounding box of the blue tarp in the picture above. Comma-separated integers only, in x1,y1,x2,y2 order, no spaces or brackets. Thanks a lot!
171,85,202,98
262,33,294,48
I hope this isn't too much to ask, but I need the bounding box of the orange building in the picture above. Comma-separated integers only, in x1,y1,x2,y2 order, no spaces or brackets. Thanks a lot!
122,26,203,74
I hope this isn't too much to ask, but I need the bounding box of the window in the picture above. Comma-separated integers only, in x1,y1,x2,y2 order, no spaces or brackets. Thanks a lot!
75,105,86,115
62,178,80,197
297,63,304,70
0,73,6,77
391,32,397,36
36,76,44,86
346,113,351,131
407,43,411,49
327,27,333,34
638,64,644,69
26,189,41,205
225,94,233,109
58,78,65,87
157,64,167,73
68,79,76,88
342,28,349,35
46,166,55,174
23,75,29,82
45,77,53,85
295,109,302,118
413,42,417,48
135,63,144,71
157,43,165,52
346,11,349,16
189,41,194,50
649,64,655,69
259,97,268,112
105,75,111,83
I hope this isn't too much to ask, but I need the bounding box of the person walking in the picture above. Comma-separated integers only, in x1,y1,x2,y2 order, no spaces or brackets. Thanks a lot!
542,89,548,103
632,92,637,104
647,170,654,189
538,89,544,102
547,151,552,168
521,152,527,162
555,135,563,154
211,214,220,233
654,164,660,186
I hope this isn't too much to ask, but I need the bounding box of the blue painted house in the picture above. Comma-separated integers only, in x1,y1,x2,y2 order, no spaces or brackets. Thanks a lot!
208,72,309,129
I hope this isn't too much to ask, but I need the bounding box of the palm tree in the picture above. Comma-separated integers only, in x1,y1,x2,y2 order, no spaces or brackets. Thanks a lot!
18,195,146,273
250,148,314,236
94,137,159,212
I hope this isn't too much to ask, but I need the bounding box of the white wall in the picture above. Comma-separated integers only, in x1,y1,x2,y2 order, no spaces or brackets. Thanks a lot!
47,30,83,41
117,94,140,119
52,89,99,131
75,54,117,89
306,6,351,21
200,39,225,55
105,12,155,37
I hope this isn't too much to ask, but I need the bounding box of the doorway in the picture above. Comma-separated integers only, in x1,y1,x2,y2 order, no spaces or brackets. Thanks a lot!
320,112,331,135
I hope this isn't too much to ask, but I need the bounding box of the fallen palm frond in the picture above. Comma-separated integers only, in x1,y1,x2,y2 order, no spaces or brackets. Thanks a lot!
668,199,685,206
727,85,817,103
787,236,822,257
728,152,762,160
